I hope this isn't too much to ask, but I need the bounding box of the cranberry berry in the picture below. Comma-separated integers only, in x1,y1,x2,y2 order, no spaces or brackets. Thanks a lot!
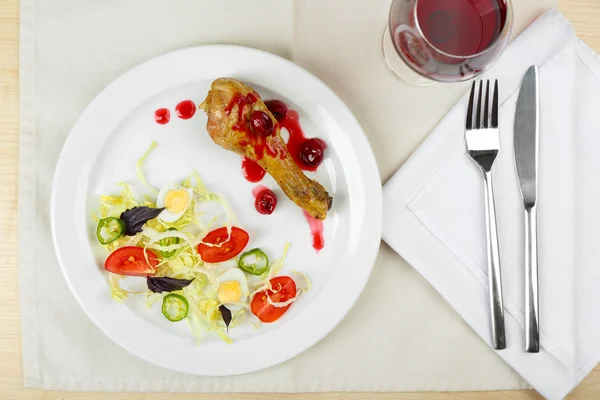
250,110,274,137
264,100,288,122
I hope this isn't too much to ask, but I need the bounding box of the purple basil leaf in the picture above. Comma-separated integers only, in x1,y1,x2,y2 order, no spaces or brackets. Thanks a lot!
120,206,164,236
147,277,194,293
219,304,232,331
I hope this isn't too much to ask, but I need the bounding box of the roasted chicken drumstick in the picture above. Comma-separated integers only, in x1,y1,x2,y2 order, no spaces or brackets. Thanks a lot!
200,78,332,220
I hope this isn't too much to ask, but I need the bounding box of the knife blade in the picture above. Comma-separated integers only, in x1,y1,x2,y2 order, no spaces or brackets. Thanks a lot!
514,65,540,353
515,65,539,207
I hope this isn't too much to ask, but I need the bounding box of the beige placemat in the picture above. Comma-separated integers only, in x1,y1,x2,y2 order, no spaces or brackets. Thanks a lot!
19,0,546,392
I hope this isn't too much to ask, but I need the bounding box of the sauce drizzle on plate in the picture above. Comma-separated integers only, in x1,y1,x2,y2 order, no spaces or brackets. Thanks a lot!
156,96,328,251
175,100,197,120
278,109,326,172
242,157,266,182
302,210,324,252
154,108,170,124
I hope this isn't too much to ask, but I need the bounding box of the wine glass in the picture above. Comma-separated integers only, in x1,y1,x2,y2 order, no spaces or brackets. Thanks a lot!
382,0,514,85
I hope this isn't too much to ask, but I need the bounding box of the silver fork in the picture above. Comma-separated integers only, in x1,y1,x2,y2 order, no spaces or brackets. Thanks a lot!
465,80,506,350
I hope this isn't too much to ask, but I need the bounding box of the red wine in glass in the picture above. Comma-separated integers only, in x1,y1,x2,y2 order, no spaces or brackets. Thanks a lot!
386,0,513,83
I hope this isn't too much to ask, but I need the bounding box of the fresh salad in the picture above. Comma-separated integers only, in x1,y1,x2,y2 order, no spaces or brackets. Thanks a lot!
93,141,310,343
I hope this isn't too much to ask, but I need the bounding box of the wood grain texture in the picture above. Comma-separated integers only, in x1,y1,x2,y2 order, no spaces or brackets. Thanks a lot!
1,0,599,399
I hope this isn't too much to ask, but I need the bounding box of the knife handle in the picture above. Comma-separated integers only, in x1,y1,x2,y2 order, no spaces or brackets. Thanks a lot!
525,205,540,352
483,171,506,350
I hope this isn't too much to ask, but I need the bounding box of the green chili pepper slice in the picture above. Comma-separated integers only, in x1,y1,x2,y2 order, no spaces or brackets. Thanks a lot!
96,217,125,245
159,228,181,259
238,248,269,275
161,293,189,322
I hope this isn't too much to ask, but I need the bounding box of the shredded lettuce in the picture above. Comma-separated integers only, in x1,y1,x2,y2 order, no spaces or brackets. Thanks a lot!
145,229,195,253
248,242,292,301
94,183,148,251
108,273,147,302
290,270,312,292
161,198,197,231
97,147,309,344
229,308,248,329
193,193,238,248
250,321,261,330
97,183,140,220
183,171,215,201
216,330,233,344
108,273,130,302
268,242,290,279
255,242,290,283
266,295,296,308
169,249,201,276
136,140,159,193
183,278,223,343
145,292,164,309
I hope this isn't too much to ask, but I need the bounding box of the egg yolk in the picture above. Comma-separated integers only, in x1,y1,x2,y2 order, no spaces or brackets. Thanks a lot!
164,189,190,213
217,280,242,303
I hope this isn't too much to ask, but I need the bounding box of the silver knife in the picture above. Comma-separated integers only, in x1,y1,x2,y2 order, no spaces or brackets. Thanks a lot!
514,65,540,353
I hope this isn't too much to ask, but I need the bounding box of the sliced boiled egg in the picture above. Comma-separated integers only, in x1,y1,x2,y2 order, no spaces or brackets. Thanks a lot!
215,268,249,311
156,183,193,223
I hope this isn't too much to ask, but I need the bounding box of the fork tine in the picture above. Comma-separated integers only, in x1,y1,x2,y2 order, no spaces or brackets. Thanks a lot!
483,80,490,128
491,79,499,128
476,81,483,129
466,81,475,130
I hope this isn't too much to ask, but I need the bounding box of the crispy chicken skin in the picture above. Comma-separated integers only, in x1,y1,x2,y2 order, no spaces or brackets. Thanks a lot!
200,78,332,220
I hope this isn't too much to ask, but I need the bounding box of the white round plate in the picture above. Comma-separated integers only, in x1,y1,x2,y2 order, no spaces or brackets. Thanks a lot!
51,45,382,376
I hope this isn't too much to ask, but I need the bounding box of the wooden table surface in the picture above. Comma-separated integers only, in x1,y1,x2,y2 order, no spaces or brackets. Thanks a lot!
2,0,600,399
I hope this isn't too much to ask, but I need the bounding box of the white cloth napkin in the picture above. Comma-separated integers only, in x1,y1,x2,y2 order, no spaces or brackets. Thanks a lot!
19,0,552,393
383,9,600,400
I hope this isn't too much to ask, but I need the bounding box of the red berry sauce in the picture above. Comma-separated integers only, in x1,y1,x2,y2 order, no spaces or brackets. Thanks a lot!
300,138,326,168
252,185,277,215
264,100,288,121
250,110,274,137
154,108,170,125
302,210,324,252
242,157,266,183
268,106,327,172
175,100,197,120
225,92,285,160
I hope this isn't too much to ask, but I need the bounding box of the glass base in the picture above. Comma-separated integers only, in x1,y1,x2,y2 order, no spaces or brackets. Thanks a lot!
381,26,436,87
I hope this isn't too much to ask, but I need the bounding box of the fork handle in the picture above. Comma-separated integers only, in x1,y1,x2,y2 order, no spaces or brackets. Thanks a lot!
483,171,506,350
525,205,540,352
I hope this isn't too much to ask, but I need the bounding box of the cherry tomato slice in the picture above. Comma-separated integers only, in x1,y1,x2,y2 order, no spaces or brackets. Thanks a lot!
251,276,297,323
104,246,159,277
197,227,249,263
